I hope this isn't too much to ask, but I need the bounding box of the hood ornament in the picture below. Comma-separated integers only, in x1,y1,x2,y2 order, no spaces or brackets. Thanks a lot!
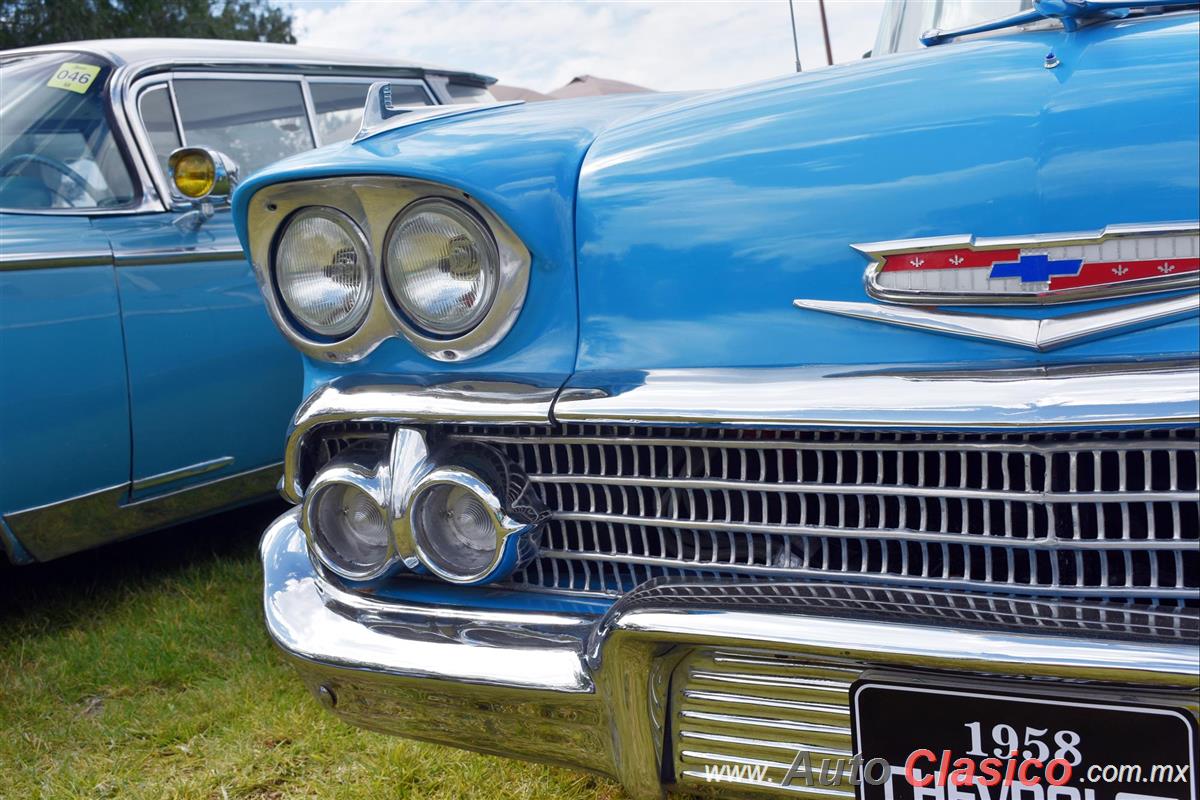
354,82,522,143
796,222,1199,351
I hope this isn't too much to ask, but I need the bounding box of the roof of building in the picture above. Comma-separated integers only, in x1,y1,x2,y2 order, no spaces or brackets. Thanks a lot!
547,74,652,99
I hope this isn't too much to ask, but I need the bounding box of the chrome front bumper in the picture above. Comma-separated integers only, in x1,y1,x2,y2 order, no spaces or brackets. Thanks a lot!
262,508,1199,799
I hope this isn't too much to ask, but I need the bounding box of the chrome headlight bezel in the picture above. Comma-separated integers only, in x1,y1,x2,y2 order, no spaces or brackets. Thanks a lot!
246,177,531,363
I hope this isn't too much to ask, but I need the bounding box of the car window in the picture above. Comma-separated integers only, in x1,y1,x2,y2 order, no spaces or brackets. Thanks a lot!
442,81,495,104
309,81,434,146
0,52,136,209
171,79,314,175
137,85,180,177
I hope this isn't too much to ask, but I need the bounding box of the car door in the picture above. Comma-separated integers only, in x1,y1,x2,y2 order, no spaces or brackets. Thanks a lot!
0,215,130,561
91,75,316,501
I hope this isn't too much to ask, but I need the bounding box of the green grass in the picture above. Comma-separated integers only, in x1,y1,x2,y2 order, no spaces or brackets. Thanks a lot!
0,502,627,800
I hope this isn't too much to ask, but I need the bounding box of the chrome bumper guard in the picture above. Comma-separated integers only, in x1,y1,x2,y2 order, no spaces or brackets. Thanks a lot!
263,508,1199,800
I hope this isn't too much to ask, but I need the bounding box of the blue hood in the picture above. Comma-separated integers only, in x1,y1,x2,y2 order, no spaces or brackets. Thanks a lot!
574,11,1199,372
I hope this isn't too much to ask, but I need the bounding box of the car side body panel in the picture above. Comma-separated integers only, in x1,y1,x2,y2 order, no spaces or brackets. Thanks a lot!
0,215,130,517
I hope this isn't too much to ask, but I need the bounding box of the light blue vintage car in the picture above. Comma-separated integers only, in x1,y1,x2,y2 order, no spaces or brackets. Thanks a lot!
238,2,1198,798
0,39,496,563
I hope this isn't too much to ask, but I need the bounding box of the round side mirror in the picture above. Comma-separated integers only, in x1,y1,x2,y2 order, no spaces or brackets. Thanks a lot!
167,147,239,200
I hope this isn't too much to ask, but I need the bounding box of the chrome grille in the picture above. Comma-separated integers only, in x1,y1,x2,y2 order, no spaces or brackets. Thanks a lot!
464,425,1200,600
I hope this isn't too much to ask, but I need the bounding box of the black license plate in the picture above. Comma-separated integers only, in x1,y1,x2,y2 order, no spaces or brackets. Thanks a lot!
850,679,1197,800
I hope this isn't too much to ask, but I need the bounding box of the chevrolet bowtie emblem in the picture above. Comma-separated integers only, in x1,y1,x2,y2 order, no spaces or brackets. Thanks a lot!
795,222,1200,351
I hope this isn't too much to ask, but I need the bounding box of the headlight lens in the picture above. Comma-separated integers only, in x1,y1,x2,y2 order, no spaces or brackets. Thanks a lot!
274,207,371,338
384,199,499,336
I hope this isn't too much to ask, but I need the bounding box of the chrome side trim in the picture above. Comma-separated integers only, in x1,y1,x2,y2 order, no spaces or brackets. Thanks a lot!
553,361,1200,430
245,176,533,363
131,455,235,492
354,81,521,142
113,247,246,267
281,375,558,502
0,251,112,271
261,511,1199,800
5,462,280,561
794,292,1200,351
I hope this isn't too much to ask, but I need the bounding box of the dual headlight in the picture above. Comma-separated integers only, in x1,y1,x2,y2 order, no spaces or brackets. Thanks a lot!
274,198,500,342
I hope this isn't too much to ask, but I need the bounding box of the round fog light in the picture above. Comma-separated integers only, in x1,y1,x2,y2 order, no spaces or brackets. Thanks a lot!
412,481,501,581
308,482,390,578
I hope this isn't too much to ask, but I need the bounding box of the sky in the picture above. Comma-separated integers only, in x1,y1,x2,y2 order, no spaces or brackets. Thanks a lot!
286,0,889,94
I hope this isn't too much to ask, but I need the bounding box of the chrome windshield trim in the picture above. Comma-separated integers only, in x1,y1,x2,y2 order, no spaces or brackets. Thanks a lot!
552,361,1200,430
281,375,559,502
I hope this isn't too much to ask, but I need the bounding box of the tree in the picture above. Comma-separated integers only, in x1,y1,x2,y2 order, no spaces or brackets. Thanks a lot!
0,0,295,50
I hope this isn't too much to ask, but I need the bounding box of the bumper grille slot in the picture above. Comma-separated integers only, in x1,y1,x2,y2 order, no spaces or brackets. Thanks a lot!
472,425,1199,600
673,649,860,797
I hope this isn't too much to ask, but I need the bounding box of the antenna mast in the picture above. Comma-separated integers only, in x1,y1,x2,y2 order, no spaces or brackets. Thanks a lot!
787,0,802,72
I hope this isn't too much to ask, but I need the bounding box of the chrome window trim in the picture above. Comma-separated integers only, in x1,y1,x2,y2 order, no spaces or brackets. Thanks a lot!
128,70,319,210
0,57,165,216
245,176,533,364
0,51,463,217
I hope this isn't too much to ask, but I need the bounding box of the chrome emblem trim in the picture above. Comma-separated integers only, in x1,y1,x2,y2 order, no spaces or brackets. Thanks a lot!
794,293,1200,352
795,222,1200,350
859,222,1198,306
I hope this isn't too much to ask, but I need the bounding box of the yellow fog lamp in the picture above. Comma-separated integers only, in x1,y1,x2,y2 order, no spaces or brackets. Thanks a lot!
167,146,238,200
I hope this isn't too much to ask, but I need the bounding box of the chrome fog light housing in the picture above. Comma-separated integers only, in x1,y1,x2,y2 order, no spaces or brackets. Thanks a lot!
383,198,500,337
389,431,547,585
302,457,395,580
409,470,513,582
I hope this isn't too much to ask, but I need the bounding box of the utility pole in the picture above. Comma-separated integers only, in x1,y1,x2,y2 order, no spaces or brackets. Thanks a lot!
787,0,802,72
817,0,834,65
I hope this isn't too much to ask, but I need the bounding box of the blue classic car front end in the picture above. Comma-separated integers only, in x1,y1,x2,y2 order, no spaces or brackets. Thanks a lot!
239,5,1198,798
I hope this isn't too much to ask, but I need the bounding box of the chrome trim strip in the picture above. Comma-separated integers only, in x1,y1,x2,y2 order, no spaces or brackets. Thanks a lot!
552,362,1200,430
261,512,1199,800
0,251,113,271
245,176,533,363
5,462,280,561
131,455,235,492
794,292,1200,350
281,375,558,502
114,247,245,267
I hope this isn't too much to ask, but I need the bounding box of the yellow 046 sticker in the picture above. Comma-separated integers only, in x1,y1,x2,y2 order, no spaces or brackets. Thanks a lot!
46,63,101,93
